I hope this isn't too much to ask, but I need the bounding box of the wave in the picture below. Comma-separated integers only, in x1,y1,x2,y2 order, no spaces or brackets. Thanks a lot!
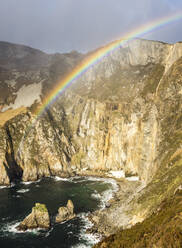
1,220,50,237
73,177,119,247
0,186,8,189
91,191,101,200
72,213,101,248
53,176,72,182
14,195,21,198
44,227,53,237
74,176,119,208
0,221,35,236
0,175,119,247
21,179,41,185
0,183,15,190
53,175,87,183
17,189,30,193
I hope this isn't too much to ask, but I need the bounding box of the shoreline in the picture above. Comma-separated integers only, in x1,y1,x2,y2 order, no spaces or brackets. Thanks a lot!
87,178,142,239
0,173,122,248
0,172,142,244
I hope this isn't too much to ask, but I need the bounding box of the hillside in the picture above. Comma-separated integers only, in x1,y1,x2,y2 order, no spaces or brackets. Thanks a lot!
0,39,182,247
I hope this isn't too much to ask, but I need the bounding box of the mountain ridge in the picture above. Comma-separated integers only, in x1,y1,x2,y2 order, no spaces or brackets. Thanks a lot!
0,38,182,247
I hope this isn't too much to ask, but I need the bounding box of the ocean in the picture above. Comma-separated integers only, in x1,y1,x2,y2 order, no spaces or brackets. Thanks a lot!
0,176,118,248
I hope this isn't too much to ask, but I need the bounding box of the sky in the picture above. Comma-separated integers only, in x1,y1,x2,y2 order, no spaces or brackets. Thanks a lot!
0,0,182,53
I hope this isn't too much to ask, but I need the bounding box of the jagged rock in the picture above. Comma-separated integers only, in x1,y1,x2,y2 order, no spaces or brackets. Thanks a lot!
0,128,10,185
17,203,50,231
0,164,10,186
0,39,182,185
55,200,76,223
0,39,182,239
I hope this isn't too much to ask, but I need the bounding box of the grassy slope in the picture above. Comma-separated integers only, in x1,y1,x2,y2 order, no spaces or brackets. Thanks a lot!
94,58,182,248
0,107,27,126
94,190,182,248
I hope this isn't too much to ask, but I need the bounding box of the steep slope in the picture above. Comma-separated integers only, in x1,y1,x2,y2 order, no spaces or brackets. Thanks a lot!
0,38,182,184
0,41,83,110
94,189,182,248
0,39,182,245
89,55,182,238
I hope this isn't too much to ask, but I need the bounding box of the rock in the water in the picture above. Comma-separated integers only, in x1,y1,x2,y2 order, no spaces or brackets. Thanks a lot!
17,203,50,231
56,200,76,223
67,199,74,212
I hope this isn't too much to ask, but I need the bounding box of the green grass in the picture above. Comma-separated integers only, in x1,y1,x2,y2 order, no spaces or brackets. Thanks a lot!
33,203,48,212
141,63,164,97
94,190,182,248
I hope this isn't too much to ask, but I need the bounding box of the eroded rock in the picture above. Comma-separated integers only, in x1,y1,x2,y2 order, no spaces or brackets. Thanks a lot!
17,203,50,231
56,200,76,223
0,128,10,185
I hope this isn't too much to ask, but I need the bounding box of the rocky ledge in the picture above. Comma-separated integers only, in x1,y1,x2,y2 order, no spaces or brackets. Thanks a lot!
17,203,50,231
56,199,76,223
88,179,142,237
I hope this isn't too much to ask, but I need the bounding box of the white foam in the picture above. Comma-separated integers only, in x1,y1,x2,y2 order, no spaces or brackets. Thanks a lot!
53,176,86,183
126,176,139,181
91,192,101,200
22,181,32,185
17,189,30,193
8,221,26,234
80,176,117,186
82,177,119,208
53,176,71,182
2,221,30,234
1,176,119,247
109,170,125,178
71,214,101,248
0,183,15,190
2,220,47,236
99,188,114,209
72,177,119,247
21,179,41,185
45,227,53,237
0,185,8,189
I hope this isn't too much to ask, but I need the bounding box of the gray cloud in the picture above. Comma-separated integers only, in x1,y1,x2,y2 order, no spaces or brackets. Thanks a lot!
0,0,181,53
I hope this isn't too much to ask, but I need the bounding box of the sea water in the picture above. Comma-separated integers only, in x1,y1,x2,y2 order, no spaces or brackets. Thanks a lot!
0,176,118,248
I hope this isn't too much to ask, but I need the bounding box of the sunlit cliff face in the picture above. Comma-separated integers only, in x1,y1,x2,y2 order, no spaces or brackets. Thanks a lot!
0,39,182,186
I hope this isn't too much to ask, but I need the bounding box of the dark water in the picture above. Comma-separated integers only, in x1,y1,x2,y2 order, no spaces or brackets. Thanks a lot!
0,176,117,248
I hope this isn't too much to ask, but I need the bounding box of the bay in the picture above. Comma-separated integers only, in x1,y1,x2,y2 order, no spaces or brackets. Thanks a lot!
0,176,117,248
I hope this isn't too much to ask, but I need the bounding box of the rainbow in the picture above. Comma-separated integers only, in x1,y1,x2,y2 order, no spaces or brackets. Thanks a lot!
36,11,182,117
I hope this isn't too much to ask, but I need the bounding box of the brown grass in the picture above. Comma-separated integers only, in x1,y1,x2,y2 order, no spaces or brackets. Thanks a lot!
0,107,27,126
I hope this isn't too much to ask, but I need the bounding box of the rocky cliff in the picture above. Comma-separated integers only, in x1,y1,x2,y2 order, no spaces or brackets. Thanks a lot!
17,203,50,231
0,39,182,244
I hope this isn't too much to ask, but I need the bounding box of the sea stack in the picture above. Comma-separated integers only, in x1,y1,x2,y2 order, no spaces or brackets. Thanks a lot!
17,203,50,231
56,200,76,223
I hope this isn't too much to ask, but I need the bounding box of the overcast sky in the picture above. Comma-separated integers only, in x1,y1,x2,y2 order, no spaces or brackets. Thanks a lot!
0,0,182,53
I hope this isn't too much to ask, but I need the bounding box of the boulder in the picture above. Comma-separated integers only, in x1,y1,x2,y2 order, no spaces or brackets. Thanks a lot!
17,203,50,231
56,199,76,223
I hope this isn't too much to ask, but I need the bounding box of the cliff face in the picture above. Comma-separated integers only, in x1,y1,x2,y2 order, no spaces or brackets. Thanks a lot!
0,39,182,240
0,39,182,186
0,128,10,185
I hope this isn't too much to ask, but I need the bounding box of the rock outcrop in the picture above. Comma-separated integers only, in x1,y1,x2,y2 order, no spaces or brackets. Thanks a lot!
0,38,182,241
0,128,10,185
1,38,182,186
56,200,76,223
17,203,50,231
